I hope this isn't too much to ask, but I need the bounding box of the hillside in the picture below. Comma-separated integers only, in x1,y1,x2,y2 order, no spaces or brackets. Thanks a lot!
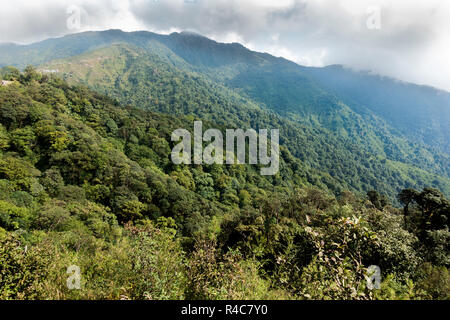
304,65,450,153
1,30,448,157
32,41,449,199
0,69,449,300
1,30,448,191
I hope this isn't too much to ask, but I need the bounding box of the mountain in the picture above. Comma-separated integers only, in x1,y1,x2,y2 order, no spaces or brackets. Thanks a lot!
1,30,448,154
304,65,450,154
0,30,449,199
151,32,449,174
0,34,449,301
0,69,304,236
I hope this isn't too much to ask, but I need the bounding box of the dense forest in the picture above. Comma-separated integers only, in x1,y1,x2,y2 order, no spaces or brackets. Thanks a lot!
2,30,447,178
36,42,450,200
0,67,448,299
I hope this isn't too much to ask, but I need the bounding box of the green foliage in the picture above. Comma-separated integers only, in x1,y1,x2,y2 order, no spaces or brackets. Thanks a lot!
0,69,448,300
34,41,450,200
0,233,54,299
186,239,284,300
415,263,450,300
295,215,377,299
0,200,32,230
372,274,422,300
124,223,186,299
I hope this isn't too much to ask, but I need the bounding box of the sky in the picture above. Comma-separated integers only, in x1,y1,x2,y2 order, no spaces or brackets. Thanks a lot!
0,0,449,91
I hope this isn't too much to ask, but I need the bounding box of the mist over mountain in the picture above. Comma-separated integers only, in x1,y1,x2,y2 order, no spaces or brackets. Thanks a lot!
1,29,448,150
1,28,449,301
0,29,449,199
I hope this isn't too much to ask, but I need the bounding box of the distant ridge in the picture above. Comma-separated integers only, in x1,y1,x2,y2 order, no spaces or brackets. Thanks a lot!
1,29,449,198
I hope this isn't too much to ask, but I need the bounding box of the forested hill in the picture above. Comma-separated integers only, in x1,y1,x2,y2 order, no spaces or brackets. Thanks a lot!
0,69,449,300
0,30,447,201
303,64,450,154
38,48,450,198
0,67,309,241
0,29,448,157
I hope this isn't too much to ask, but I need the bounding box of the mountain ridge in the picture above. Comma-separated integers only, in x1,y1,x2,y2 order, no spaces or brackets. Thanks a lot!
1,29,449,91
0,29,449,199
36,42,450,197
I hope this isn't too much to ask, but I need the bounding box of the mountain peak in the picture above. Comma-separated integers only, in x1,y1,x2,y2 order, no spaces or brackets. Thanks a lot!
177,31,205,37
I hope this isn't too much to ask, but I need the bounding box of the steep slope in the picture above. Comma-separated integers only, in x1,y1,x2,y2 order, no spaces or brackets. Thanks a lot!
303,65,450,153
36,44,450,198
2,71,449,301
0,30,448,198
152,32,450,154
130,31,450,163
0,69,319,237
0,30,447,167
223,62,449,176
